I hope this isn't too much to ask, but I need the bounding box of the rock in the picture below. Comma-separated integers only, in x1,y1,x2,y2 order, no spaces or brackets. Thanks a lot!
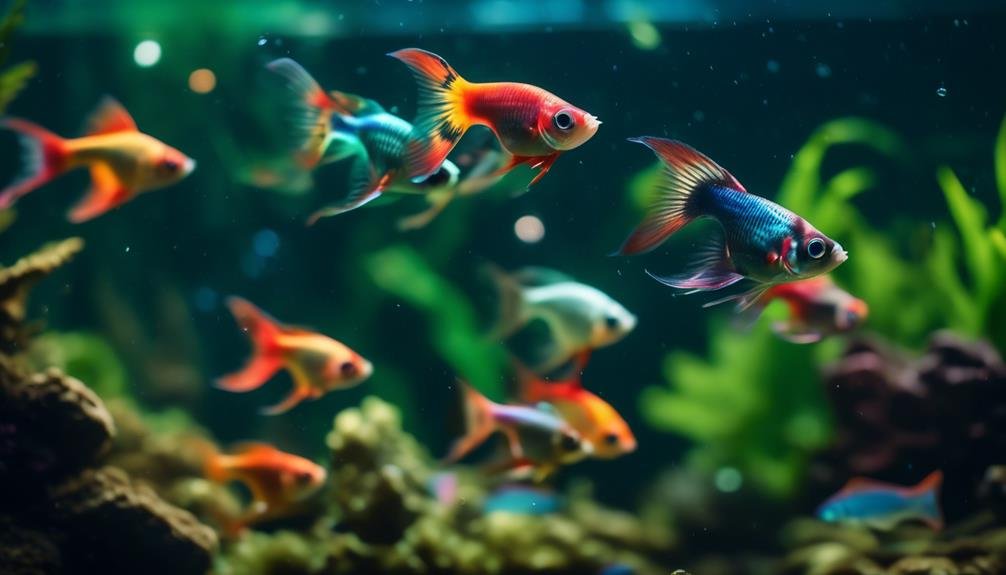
0,516,61,575
45,466,217,575
0,363,115,487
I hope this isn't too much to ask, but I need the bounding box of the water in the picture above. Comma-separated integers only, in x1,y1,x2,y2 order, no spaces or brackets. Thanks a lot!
2,3,1005,574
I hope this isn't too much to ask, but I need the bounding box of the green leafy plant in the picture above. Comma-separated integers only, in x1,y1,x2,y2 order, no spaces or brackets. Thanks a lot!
0,0,34,114
638,114,1006,497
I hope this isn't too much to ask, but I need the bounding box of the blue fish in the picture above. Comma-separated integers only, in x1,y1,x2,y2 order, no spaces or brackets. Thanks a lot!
615,138,848,310
816,471,943,530
483,484,561,515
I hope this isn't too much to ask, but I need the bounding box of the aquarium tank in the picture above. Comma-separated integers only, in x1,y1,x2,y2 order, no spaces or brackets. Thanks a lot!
1,0,1005,574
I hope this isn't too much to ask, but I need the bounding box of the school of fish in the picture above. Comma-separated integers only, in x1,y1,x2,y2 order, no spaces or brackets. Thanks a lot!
0,46,927,535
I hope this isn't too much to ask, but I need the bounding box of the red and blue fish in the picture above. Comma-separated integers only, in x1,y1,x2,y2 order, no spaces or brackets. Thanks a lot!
615,138,847,309
389,48,600,188
817,471,944,530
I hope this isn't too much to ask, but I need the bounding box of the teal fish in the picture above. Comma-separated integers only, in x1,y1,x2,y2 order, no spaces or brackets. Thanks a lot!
816,471,943,530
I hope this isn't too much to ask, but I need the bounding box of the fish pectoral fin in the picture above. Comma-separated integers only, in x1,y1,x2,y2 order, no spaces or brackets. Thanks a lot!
68,162,132,222
306,156,387,225
501,426,525,460
492,153,559,193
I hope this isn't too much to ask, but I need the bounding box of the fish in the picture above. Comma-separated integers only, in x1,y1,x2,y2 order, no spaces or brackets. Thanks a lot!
388,48,600,188
816,471,944,530
202,441,326,533
515,358,636,459
489,266,637,372
744,275,869,343
0,97,195,222
217,296,372,415
482,484,562,515
614,138,848,310
446,382,591,482
266,58,503,225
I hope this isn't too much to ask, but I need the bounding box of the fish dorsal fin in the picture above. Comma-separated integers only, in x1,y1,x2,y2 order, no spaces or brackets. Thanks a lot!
513,267,576,287
907,470,943,497
231,442,280,457
85,96,138,135
330,90,385,115
836,476,900,496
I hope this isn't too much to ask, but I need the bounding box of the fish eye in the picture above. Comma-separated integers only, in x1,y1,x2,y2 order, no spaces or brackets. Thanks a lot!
807,237,826,259
559,433,581,452
604,315,620,330
553,110,575,131
161,159,180,173
297,471,314,484
340,361,358,377
603,433,620,446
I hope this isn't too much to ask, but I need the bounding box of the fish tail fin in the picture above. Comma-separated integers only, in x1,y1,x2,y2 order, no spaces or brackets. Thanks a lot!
0,118,69,210
909,470,944,530
191,437,230,484
266,58,348,168
614,137,746,256
216,296,284,392
444,381,497,463
388,48,472,180
485,264,526,340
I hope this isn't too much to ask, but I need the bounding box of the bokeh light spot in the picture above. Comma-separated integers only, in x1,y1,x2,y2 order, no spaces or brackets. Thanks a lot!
133,40,162,67
188,68,216,94
714,467,743,493
514,215,545,244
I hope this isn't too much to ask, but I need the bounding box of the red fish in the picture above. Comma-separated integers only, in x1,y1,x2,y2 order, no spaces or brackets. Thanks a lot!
0,97,195,222
203,442,326,533
746,276,868,343
218,297,372,414
515,360,636,459
389,48,600,188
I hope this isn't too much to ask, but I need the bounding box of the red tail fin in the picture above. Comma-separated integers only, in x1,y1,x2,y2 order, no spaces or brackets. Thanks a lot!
0,118,68,210
615,137,746,256
216,296,284,392
444,382,498,463
388,48,472,181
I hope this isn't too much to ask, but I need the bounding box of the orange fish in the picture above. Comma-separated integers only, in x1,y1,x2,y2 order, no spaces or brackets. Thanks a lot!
0,97,195,222
515,359,636,459
218,296,372,414
203,442,326,533
389,48,600,188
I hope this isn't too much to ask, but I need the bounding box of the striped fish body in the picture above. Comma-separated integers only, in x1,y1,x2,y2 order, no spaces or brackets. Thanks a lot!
701,184,803,283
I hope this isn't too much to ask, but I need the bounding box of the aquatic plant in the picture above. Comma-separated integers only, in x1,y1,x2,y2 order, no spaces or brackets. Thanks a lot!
0,0,35,114
28,331,129,398
639,114,1006,498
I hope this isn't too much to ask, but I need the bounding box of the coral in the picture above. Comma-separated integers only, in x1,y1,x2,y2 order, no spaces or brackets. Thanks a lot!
219,396,676,575
779,518,1006,575
0,238,84,353
809,332,1006,520
43,466,217,575
0,363,115,484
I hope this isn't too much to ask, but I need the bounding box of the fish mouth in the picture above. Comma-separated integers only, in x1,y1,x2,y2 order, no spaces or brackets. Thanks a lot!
585,114,601,132
832,243,848,264
183,158,197,176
